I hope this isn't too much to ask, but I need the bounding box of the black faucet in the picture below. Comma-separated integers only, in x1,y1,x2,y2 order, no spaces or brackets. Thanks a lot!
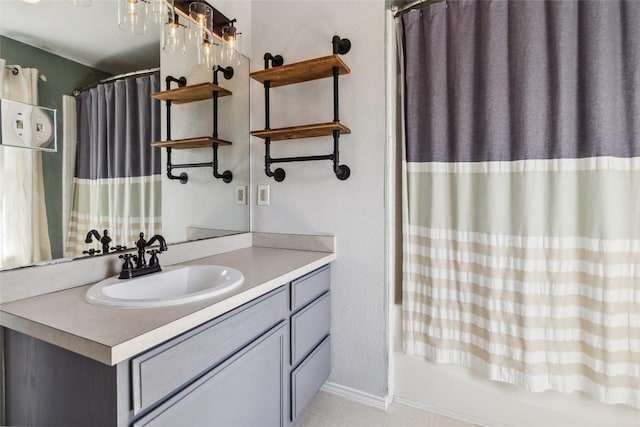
119,232,168,279
85,229,112,255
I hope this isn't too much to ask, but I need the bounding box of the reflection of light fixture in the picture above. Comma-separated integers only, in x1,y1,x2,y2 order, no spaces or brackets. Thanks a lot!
118,0,148,35
65,0,92,6
162,0,185,55
21,0,42,4
198,30,220,70
149,0,165,24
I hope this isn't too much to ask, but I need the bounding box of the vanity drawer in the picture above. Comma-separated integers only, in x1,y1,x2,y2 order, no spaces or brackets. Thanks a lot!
131,286,288,414
291,291,330,366
290,264,330,311
291,335,331,422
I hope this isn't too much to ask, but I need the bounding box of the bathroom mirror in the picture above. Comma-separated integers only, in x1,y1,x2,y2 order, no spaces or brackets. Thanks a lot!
0,0,250,271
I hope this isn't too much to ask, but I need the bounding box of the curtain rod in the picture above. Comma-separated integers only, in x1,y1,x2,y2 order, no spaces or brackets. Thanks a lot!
393,0,446,17
74,67,160,95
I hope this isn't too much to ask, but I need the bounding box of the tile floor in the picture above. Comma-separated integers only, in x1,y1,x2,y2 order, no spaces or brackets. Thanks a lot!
296,392,478,427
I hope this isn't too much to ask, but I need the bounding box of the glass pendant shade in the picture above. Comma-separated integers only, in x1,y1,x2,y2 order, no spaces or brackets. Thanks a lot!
118,0,148,35
188,2,212,42
149,0,166,24
220,22,241,66
198,30,219,70
163,18,186,55
162,0,185,55
220,35,240,66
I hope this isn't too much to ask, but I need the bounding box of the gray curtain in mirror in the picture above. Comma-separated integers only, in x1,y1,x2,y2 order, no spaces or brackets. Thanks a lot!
400,0,640,408
67,73,161,256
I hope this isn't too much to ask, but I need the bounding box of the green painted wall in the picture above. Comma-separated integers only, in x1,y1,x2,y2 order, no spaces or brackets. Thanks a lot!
0,36,111,259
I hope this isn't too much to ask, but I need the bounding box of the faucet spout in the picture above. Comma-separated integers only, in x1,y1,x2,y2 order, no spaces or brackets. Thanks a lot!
84,229,101,244
145,235,168,252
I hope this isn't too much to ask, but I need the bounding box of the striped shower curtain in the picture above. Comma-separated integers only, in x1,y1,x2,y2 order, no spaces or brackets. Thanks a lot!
66,74,161,257
400,1,640,408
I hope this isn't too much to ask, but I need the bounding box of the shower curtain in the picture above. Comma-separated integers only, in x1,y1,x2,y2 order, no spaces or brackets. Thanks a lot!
400,0,640,408
0,58,52,269
66,73,161,257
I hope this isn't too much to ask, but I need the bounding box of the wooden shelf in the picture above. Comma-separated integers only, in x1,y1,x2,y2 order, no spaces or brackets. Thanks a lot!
151,136,232,149
250,55,350,88
250,122,351,141
150,83,232,104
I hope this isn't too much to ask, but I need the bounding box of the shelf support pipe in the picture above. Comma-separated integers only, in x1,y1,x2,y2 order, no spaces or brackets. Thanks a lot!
331,66,350,180
164,76,188,184
263,79,285,181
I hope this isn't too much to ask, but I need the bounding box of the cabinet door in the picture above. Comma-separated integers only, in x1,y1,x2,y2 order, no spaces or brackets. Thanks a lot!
131,286,287,414
134,322,287,427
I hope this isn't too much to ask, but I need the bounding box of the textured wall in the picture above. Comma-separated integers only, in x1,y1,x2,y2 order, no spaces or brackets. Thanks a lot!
250,1,388,397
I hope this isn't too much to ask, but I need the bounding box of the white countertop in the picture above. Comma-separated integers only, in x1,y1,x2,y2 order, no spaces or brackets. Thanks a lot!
0,246,335,365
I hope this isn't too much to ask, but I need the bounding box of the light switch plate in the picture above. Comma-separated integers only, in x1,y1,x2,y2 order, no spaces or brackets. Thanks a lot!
234,186,247,205
257,184,270,206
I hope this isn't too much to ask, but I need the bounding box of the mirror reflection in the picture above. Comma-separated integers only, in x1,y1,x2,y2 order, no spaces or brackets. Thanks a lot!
0,0,250,271
0,98,57,151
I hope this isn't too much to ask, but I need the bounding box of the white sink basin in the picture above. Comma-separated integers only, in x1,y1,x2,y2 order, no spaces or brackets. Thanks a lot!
86,265,244,308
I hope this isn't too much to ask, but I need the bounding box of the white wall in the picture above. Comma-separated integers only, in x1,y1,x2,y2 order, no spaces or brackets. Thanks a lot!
160,2,252,243
250,0,389,398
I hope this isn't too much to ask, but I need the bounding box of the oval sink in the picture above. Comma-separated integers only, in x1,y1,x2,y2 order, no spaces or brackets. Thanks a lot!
86,265,244,308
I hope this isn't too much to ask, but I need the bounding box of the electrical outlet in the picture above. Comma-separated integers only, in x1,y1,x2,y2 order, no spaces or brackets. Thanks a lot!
234,185,247,205
257,184,270,206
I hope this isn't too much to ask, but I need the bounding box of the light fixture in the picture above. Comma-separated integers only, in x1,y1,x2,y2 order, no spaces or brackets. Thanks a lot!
65,0,92,6
118,0,149,35
21,0,42,4
221,19,241,66
162,0,186,55
221,19,237,47
188,2,212,42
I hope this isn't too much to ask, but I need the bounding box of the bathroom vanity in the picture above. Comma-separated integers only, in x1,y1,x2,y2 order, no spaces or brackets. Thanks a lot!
0,234,335,426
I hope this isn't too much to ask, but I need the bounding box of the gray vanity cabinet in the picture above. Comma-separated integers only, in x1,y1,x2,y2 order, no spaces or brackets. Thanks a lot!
2,265,332,427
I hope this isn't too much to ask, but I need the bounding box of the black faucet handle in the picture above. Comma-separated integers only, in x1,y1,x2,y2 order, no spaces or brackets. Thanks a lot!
146,249,161,267
82,249,101,256
111,245,128,252
119,253,134,270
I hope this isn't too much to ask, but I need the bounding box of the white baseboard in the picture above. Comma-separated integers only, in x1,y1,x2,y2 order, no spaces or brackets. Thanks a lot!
320,382,392,410
392,395,507,427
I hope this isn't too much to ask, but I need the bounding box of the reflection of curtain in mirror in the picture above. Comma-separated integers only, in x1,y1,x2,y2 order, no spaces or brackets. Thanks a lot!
0,58,52,269
66,74,161,256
